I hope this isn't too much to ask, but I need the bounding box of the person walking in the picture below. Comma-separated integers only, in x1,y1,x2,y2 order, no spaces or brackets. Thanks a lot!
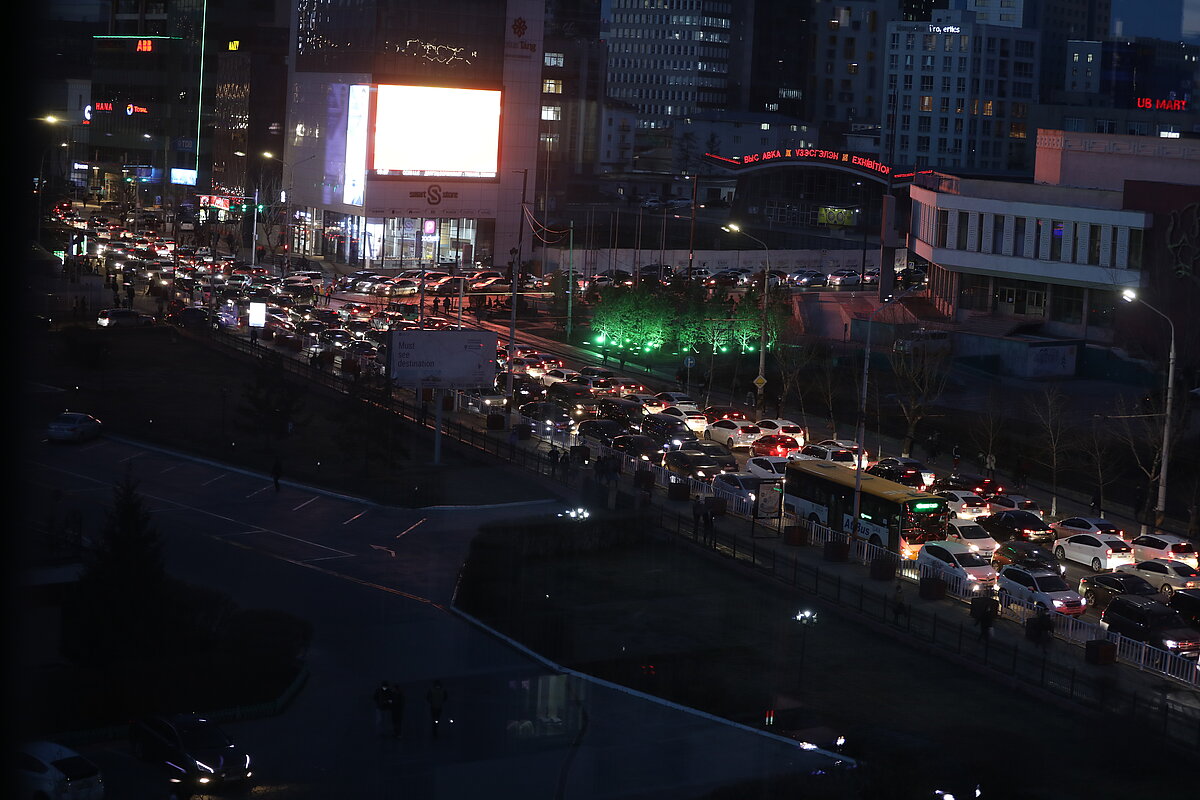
1089,491,1102,517
702,506,715,545
952,444,961,470
426,680,448,739
692,496,704,536
892,584,908,625
985,452,996,479
547,447,560,479
373,681,395,735
389,685,405,738
975,599,996,641
271,456,282,492
1032,607,1054,648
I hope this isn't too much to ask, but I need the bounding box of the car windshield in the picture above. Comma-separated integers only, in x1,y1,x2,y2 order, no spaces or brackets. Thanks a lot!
954,552,989,568
1012,511,1045,527
1025,548,1055,563
830,450,854,462
1033,575,1071,592
1169,564,1199,577
955,525,989,540
178,720,231,749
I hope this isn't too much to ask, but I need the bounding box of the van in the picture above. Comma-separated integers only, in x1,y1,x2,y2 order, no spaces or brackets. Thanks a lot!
893,329,951,355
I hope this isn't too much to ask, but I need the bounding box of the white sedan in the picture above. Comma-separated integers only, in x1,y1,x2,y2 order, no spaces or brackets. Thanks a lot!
45,412,103,442
704,419,762,448
937,490,989,520
659,405,709,432
1048,516,1129,541
541,368,581,387
655,392,700,411
1129,534,1199,568
624,393,668,414
943,519,1000,560
1053,533,1135,572
711,472,771,502
746,456,790,480
754,419,807,446
1115,559,1200,596
917,541,998,590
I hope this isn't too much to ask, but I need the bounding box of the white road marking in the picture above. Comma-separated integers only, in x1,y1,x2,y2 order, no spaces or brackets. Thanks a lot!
201,473,227,487
396,518,427,539
342,510,368,525
246,485,271,498
292,496,318,511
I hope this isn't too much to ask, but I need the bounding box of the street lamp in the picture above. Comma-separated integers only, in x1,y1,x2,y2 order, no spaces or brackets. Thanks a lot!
794,609,818,689
263,152,318,261
1121,288,1176,531
721,223,770,412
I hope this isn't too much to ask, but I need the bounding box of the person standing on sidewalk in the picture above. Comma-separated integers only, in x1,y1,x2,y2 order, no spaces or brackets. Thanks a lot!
426,680,448,739
373,681,395,735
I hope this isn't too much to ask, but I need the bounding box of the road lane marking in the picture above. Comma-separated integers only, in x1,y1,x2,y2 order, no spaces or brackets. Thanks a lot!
396,518,427,539
292,496,318,511
201,473,227,487
246,485,271,498
342,510,368,525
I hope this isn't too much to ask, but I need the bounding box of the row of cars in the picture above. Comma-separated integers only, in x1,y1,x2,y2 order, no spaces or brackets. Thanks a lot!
583,264,931,291
337,268,546,298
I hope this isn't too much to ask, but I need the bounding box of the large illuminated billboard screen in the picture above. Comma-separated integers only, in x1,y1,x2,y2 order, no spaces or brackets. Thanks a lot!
371,85,501,179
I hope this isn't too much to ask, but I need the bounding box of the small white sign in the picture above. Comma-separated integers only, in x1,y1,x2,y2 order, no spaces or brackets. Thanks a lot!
248,301,266,328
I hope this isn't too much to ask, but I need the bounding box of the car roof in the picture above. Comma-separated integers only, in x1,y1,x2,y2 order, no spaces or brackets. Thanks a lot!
926,540,975,553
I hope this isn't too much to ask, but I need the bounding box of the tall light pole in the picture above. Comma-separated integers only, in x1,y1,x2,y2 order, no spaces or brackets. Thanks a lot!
852,289,916,536
1122,289,1176,531
687,174,698,280
722,223,770,412
507,168,528,422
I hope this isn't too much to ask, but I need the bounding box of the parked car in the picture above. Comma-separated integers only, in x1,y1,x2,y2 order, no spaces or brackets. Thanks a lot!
1129,534,1199,568
867,457,932,489
991,541,1064,575
704,419,762,449
45,412,103,443
997,564,1087,615
943,518,1000,561
1053,532,1135,572
1077,572,1161,610
788,269,826,287
14,740,105,800
937,490,989,520
917,541,997,590
827,269,861,287
751,435,801,458
977,510,1054,543
1115,559,1200,596
1100,595,1200,658
129,713,253,789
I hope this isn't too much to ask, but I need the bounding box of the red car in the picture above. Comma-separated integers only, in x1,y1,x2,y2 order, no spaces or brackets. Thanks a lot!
751,435,800,457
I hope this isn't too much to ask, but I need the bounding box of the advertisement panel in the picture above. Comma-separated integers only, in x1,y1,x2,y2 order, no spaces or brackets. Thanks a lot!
388,330,498,388
371,85,501,179
344,84,370,206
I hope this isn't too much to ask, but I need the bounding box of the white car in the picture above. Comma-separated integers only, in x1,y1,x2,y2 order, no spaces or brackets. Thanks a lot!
45,412,103,443
659,405,709,432
917,541,997,591
997,564,1087,615
541,368,581,387
746,455,790,480
1048,516,1129,541
711,472,771,502
15,741,105,800
827,268,861,286
815,439,868,468
754,419,807,446
624,393,668,414
1115,559,1200,596
1053,533,1135,572
705,419,762,449
937,490,989,520
655,392,700,411
1129,534,1199,568
986,494,1044,518
943,518,1000,560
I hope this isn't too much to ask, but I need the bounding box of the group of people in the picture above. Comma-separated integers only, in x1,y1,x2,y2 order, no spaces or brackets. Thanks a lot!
373,679,449,739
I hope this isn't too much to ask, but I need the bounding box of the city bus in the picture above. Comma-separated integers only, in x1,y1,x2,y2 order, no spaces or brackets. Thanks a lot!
783,459,948,558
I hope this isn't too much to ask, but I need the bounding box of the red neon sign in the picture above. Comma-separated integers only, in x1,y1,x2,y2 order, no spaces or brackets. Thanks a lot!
1136,97,1188,112
705,148,892,177
136,39,154,52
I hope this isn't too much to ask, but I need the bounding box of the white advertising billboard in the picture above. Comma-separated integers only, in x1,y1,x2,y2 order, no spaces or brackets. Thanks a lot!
389,330,498,388
371,85,501,178
344,84,370,206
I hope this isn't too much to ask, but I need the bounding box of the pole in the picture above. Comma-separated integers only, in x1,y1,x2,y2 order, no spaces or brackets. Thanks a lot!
506,168,528,421
688,175,698,280
1155,313,1176,530
251,186,259,267
567,220,574,341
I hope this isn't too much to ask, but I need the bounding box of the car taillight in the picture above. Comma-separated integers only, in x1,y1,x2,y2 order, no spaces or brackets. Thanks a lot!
1105,549,1112,557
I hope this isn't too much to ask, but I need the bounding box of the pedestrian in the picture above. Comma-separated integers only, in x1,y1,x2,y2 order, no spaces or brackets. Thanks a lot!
1033,607,1054,648
373,680,395,735
703,507,714,544
561,450,573,484
1090,491,1102,517
745,390,755,408
508,426,518,454
892,584,907,624
1014,457,1028,490
976,600,996,641
547,446,560,478
389,685,405,738
426,680,448,738
985,452,996,479
952,444,961,470
271,456,282,492
692,496,704,536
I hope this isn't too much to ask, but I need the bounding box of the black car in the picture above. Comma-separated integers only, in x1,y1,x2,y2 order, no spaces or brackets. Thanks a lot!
662,449,723,481
609,434,663,463
1100,596,1200,657
1166,588,1200,629
167,306,213,328
933,472,1005,497
518,401,572,433
576,418,629,447
1077,572,1160,610
867,457,929,488
597,397,647,428
641,413,700,449
991,541,1064,575
978,510,1053,543
680,440,738,472
496,373,547,403
129,714,252,789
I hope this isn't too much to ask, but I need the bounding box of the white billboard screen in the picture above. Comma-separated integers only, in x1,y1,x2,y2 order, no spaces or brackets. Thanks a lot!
389,330,498,388
344,84,370,206
372,85,501,179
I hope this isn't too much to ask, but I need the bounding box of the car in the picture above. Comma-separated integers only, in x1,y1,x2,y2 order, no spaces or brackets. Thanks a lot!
789,269,827,287
579,366,616,379
96,308,154,327
659,405,709,432
613,380,652,396
129,713,252,788
1129,534,1199,568
986,493,1044,518
977,510,1054,543
797,443,856,466
596,397,648,428
377,278,420,296
1053,532,1135,572
1166,588,1200,628
868,457,934,488
524,354,564,378
997,564,1087,615
827,269,861,286
1077,572,1161,610
576,418,629,447
936,490,989,520
991,541,1064,575
541,368,581,386
751,434,801,458
471,276,512,292
702,406,749,423
640,413,700,450
654,392,699,411
943,518,1000,560
1115,559,1200,596
567,374,619,396
318,328,355,348
1100,595,1200,658
609,434,663,463
546,384,601,419
747,455,790,480
1048,517,1129,541
45,412,103,443
711,471,772,502
623,393,668,414
917,541,998,590
815,439,868,468
518,401,573,434
861,267,881,285
430,276,470,295
754,419,807,446
673,441,734,472
14,740,105,800
497,373,547,403
932,472,1005,498
460,387,508,414
704,419,762,449
662,449,723,482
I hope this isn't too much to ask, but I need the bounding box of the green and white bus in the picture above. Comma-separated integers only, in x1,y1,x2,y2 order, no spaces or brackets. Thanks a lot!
784,459,948,558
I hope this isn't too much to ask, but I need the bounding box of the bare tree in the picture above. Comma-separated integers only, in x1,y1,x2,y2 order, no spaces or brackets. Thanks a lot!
1027,386,1072,517
1077,417,1120,519
1107,389,1191,531
773,322,819,433
969,389,1006,475
810,344,844,439
887,346,953,457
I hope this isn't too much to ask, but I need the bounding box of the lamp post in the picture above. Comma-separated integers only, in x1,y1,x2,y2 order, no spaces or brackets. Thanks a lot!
687,174,699,281
35,116,68,246
507,168,529,422
852,289,916,535
1121,289,1176,531
721,223,770,412
263,152,317,260
794,609,818,689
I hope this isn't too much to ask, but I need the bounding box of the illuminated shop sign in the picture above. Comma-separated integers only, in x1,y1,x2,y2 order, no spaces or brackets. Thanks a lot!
706,149,892,177
927,25,961,34
1135,97,1188,112
818,207,858,227
126,103,149,115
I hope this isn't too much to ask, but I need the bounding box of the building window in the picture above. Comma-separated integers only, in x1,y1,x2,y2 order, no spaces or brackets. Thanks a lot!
1049,220,1065,260
919,95,933,112
1096,119,1117,134
1013,216,1026,257
545,52,564,67
541,105,562,121
543,79,563,94
935,209,949,247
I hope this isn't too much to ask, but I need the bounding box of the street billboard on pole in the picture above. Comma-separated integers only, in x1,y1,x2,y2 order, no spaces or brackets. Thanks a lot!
388,330,497,388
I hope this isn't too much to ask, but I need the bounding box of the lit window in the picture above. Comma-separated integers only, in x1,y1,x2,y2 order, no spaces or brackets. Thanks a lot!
541,105,562,121
543,79,563,94
544,52,564,67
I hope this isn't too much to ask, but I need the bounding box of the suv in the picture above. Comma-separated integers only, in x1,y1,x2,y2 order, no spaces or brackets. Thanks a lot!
997,564,1087,615
1166,589,1200,628
641,413,700,449
1100,596,1200,658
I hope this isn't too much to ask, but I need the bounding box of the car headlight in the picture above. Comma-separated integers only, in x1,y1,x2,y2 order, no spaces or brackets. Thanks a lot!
748,493,756,501
696,470,705,477
1164,639,1179,649
195,760,215,774
966,573,978,581
1052,599,1064,608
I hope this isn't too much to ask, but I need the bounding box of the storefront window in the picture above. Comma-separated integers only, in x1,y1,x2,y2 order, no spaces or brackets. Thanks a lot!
1049,285,1084,324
